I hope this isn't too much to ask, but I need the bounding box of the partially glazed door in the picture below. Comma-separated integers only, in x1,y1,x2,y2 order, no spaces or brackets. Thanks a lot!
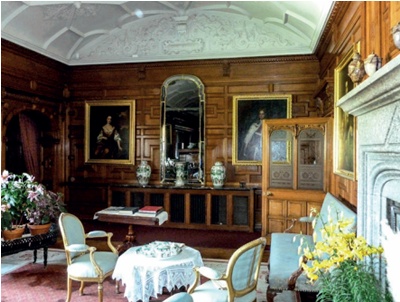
261,117,333,239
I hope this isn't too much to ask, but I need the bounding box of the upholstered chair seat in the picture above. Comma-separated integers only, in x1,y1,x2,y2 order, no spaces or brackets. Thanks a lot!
163,292,194,302
67,251,118,278
187,237,267,302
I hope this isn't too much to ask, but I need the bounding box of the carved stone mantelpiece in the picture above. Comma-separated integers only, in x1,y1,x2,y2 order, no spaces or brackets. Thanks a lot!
337,55,400,280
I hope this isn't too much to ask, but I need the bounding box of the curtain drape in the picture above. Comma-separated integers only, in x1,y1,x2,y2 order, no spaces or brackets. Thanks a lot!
19,113,40,179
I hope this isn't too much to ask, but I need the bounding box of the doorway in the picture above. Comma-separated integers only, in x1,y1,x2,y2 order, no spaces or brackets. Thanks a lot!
5,110,51,182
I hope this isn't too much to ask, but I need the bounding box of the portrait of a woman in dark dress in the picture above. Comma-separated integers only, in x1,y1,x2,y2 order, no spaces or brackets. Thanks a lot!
94,115,123,159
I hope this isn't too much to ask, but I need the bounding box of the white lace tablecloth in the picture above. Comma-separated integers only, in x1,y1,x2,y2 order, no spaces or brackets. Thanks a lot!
112,245,203,302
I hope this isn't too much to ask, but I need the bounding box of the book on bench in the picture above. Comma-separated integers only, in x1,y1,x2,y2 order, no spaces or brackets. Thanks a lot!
118,207,140,215
134,206,164,217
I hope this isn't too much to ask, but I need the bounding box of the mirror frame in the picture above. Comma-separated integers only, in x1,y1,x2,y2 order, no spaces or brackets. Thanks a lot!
160,74,205,184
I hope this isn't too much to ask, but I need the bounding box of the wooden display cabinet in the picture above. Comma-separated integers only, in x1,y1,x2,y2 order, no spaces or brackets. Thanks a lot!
108,185,255,232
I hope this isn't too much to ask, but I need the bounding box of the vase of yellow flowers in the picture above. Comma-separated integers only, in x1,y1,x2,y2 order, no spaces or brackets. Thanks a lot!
298,209,393,302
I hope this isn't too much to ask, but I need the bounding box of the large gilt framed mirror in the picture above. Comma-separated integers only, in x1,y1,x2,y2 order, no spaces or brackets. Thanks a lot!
160,75,205,184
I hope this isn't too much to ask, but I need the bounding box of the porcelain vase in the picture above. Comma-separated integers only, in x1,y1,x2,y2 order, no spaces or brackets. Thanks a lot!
364,52,382,76
175,162,187,187
392,22,400,49
348,52,365,85
136,160,151,186
211,161,226,188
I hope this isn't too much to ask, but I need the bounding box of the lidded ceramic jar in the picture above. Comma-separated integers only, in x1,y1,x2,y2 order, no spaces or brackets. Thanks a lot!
175,162,187,187
364,52,382,76
392,22,400,49
211,161,226,188
348,52,365,84
136,160,151,186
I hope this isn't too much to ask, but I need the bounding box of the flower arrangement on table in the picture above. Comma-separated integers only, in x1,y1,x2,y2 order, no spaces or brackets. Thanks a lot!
298,208,393,302
1,170,66,236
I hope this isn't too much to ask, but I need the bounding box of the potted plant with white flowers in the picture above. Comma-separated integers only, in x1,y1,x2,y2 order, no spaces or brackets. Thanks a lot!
1,171,36,240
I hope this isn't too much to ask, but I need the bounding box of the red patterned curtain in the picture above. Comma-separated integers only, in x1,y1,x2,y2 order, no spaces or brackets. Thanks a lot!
18,113,40,179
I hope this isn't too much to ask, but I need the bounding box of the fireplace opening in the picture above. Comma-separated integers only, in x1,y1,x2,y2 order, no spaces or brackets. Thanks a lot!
386,198,400,232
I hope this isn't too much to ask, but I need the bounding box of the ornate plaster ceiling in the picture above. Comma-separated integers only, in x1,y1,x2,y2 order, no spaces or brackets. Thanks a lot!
1,1,335,66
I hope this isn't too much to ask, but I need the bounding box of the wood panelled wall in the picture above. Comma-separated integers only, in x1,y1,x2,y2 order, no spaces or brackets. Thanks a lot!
314,1,400,207
2,2,400,214
1,40,68,193
67,56,321,188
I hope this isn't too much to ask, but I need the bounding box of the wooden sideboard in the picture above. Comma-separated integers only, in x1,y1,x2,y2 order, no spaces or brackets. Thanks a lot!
67,183,256,232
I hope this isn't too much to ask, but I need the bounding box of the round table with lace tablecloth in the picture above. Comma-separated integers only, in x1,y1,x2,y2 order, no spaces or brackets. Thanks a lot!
112,243,203,302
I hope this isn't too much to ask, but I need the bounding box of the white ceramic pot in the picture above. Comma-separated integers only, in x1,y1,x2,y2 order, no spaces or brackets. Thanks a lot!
211,161,226,188
136,160,151,186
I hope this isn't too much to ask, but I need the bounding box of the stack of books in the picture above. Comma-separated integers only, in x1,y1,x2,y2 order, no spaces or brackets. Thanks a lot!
118,207,139,215
134,206,164,217
97,206,139,215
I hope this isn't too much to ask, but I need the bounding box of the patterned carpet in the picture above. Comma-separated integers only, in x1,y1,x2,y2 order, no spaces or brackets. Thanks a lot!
1,249,268,302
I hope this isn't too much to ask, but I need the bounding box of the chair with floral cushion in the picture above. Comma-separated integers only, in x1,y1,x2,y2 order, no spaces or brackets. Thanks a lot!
187,237,267,302
58,212,119,302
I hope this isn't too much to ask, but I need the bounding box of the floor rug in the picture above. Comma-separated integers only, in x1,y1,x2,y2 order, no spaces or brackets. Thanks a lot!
1,248,67,275
1,249,268,302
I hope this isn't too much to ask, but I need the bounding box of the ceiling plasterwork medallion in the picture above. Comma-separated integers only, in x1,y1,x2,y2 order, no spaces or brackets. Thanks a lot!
78,12,303,63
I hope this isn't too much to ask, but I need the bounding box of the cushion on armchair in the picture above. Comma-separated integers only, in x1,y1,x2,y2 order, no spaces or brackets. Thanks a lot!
269,233,318,292
68,251,118,278
161,292,194,302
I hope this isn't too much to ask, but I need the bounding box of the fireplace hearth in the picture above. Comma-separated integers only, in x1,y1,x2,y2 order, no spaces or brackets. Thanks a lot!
338,55,400,281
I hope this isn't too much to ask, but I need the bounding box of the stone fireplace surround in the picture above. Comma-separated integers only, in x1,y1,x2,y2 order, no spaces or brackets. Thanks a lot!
338,54,400,279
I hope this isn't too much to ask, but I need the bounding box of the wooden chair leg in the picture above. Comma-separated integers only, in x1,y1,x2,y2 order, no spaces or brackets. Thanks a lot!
98,282,104,302
79,281,85,295
115,279,120,294
66,277,73,302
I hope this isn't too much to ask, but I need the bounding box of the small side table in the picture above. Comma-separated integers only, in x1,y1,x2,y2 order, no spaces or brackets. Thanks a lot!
1,224,59,267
